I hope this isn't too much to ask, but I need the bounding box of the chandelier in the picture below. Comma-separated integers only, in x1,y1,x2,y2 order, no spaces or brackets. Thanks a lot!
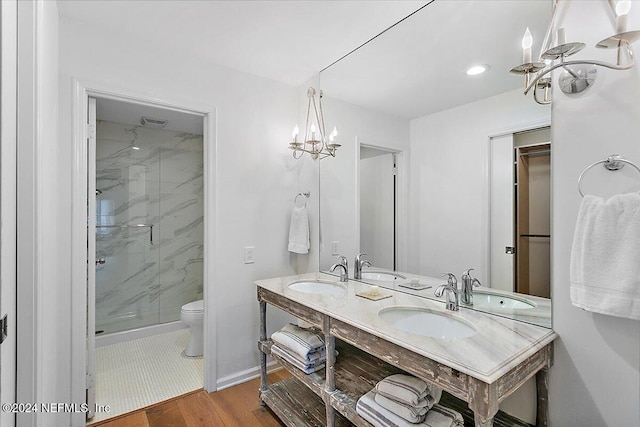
288,87,339,160
510,0,640,105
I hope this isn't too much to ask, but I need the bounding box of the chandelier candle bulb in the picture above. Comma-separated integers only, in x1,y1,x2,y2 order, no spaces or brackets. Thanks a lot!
522,27,533,63
557,27,566,46
292,125,299,142
616,1,631,34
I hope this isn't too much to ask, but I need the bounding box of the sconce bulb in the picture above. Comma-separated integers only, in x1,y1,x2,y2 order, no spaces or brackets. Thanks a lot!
616,0,631,16
522,27,533,49
332,126,338,137
292,125,299,139
329,134,334,143
311,123,316,133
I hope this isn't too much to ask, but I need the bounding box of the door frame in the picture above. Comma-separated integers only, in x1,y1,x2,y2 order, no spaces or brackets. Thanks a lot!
70,78,217,425
485,118,551,288
355,138,409,272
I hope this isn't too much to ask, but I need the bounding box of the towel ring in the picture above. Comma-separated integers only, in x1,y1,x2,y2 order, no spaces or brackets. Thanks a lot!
578,154,640,197
294,191,310,207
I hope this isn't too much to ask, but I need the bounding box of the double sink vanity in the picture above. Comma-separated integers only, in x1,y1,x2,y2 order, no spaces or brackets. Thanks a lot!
256,273,557,427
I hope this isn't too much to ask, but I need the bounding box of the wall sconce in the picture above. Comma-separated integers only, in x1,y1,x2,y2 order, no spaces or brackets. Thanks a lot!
511,0,640,105
289,87,340,160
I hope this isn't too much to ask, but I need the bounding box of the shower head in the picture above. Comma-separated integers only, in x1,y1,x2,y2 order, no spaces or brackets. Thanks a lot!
140,116,168,128
96,189,103,195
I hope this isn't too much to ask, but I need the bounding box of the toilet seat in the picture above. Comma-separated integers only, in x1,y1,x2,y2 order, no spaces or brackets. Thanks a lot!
181,300,204,313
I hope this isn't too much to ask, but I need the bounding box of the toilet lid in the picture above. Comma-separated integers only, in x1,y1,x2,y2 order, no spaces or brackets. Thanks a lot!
182,300,204,312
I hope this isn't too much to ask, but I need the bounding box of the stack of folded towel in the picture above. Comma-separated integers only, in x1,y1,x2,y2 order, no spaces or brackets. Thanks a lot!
356,374,463,427
270,323,327,374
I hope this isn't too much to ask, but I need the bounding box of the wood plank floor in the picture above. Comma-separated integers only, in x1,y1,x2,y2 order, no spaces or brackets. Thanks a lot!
88,370,291,427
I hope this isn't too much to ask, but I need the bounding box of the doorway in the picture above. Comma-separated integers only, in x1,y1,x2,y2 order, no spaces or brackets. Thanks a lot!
88,96,206,422
359,145,397,270
71,81,216,426
490,127,551,298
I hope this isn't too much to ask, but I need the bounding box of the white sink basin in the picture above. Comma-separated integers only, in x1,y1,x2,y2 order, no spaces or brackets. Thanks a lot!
360,271,406,282
473,291,535,310
288,280,346,295
378,306,477,339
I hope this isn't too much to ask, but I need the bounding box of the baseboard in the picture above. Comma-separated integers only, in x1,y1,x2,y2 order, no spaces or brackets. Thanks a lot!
216,360,281,391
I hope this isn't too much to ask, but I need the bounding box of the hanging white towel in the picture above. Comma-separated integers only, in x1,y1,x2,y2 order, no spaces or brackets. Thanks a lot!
570,193,640,320
356,390,463,427
288,205,310,254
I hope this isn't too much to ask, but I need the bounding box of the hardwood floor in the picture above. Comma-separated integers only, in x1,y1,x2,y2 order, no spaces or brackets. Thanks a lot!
88,370,291,427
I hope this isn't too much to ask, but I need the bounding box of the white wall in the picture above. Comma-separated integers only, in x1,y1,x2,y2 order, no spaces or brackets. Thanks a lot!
57,17,311,423
550,1,640,425
319,96,409,272
409,88,550,283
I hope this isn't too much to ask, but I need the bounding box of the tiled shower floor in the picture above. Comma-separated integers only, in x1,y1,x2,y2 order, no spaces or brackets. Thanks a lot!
90,329,204,423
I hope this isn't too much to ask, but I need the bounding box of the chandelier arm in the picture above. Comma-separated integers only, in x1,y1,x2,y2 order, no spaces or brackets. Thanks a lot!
311,96,327,153
539,0,561,60
524,53,635,95
533,83,552,105
304,95,312,143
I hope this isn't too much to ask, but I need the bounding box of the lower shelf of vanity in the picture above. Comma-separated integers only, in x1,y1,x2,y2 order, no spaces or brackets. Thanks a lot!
259,339,532,427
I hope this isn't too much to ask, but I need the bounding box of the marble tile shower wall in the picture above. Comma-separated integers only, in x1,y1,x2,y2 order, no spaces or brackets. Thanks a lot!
95,120,204,334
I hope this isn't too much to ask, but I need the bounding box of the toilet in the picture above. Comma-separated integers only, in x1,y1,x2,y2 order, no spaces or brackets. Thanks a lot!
180,299,204,357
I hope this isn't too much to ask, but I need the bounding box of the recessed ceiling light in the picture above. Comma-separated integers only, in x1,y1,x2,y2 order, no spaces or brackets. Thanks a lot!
132,146,140,150
466,64,490,76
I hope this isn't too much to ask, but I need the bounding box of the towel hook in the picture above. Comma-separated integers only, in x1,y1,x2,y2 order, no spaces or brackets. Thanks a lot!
294,191,310,207
578,154,640,197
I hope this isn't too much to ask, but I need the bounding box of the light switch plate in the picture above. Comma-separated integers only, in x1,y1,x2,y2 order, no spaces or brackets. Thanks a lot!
331,241,339,256
244,246,255,264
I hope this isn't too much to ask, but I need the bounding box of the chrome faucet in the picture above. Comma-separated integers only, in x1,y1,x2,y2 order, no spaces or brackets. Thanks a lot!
461,268,482,305
354,253,372,279
435,273,459,311
330,256,349,282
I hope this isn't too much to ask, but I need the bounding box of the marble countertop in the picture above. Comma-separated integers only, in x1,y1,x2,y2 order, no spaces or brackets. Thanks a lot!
256,272,557,384
323,267,552,329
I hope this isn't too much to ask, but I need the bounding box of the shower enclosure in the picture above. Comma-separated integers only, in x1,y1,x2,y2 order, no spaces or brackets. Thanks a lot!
94,119,204,335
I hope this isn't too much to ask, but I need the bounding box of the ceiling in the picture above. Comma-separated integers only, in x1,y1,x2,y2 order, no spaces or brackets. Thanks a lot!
320,0,551,119
57,0,551,120
57,0,426,87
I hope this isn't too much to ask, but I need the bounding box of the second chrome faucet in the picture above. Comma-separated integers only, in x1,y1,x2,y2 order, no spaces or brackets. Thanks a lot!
435,269,482,311
330,256,349,282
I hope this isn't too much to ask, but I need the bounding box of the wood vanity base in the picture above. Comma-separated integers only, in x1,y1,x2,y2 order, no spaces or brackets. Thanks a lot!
257,286,552,427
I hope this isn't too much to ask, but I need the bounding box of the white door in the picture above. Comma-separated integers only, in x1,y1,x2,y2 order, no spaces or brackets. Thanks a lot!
86,97,97,419
1,1,18,425
490,134,515,291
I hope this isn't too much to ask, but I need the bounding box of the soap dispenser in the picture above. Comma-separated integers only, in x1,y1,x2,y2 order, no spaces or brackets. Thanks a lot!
461,268,482,305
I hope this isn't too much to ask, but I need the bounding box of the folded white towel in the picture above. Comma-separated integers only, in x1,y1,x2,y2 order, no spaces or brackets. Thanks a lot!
570,193,640,320
356,390,463,427
271,344,325,374
374,393,427,423
288,205,310,254
375,374,442,408
271,323,325,360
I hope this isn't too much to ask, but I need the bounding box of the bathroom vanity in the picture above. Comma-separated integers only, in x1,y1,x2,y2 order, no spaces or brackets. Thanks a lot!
256,273,557,427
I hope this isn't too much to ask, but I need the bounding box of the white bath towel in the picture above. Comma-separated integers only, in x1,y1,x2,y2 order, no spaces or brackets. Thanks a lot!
271,344,325,374
356,390,463,427
375,374,442,408
271,323,325,360
570,193,640,320
288,205,310,254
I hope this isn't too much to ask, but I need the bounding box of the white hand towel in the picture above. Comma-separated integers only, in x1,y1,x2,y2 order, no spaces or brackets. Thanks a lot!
271,344,325,374
375,374,442,407
570,193,640,320
271,323,325,360
288,205,310,254
356,390,463,427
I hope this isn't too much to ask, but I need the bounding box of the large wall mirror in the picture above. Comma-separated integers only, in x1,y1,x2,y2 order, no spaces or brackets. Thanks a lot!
318,0,552,328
